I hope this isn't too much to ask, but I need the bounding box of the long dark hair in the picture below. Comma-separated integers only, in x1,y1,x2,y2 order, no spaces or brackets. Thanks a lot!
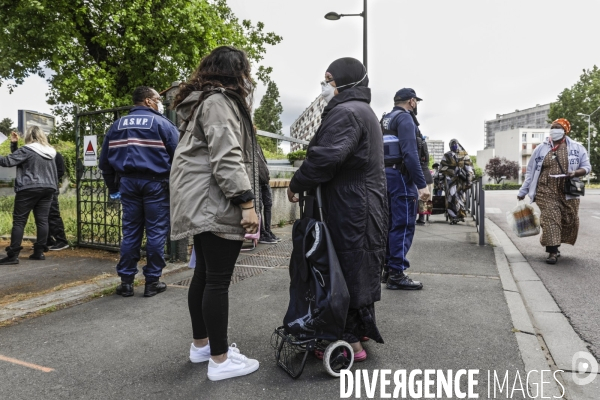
173,46,253,110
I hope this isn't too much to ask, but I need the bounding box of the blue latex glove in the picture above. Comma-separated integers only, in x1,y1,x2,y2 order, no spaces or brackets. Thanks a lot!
109,192,121,200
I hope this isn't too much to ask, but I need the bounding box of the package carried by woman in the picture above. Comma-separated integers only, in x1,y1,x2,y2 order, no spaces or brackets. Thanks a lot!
506,201,540,238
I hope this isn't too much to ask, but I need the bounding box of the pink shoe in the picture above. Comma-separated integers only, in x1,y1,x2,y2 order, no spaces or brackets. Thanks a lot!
314,349,324,360
354,349,367,362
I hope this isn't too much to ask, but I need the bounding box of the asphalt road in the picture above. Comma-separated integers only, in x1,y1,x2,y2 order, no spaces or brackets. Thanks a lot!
0,217,527,399
485,189,600,362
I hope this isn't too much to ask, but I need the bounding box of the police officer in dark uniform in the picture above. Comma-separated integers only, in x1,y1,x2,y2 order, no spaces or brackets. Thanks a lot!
99,86,179,297
381,88,430,290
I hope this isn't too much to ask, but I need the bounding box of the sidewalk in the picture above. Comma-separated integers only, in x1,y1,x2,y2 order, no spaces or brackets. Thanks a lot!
0,215,539,399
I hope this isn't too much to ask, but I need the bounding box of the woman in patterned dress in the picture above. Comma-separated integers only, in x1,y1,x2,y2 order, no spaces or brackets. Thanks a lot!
518,118,591,264
439,139,474,224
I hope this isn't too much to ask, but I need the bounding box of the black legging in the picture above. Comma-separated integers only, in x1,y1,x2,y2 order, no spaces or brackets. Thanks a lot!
188,232,243,356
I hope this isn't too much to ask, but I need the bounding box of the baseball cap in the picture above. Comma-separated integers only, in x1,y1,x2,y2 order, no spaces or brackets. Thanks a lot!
394,88,422,102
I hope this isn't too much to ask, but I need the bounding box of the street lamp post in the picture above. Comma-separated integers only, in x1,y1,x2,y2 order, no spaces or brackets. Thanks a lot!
577,106,600,184
324,0,368,70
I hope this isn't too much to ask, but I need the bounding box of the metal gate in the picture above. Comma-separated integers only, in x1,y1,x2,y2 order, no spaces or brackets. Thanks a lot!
75,106,132,251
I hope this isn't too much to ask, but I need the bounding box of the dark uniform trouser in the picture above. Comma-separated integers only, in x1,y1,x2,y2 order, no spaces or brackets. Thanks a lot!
47,193,68,245
259,183,273,235
385,168,417,272
117,177,170,283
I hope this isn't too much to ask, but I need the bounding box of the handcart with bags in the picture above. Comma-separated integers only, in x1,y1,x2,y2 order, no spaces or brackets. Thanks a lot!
271,186,354,378
429,166,449,221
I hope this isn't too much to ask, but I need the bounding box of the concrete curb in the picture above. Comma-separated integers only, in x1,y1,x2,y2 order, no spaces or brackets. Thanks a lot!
486,217,599,399
0,263,189,324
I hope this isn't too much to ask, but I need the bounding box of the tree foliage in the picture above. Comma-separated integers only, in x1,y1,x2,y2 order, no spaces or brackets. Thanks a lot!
485,157,519,183
0,118,16,135
548,66,600,175
0,0,282,137
253,80,283,153
470,155,483,179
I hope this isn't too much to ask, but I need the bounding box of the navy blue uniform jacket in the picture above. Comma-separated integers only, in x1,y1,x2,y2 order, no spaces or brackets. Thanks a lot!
382,106,427,197
99,106,179,193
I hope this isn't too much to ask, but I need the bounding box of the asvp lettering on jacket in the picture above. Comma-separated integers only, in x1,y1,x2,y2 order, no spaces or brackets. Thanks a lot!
117,116,155,130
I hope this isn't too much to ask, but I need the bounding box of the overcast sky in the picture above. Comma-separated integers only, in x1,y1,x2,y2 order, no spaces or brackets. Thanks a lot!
2,0,600,153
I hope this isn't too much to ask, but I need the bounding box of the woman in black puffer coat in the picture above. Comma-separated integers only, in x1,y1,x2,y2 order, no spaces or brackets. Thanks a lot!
288,57,388,360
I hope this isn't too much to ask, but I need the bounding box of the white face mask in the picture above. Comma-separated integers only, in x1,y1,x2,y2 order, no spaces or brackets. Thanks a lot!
156,101,165,114
549,128,564,141
320,82,335,104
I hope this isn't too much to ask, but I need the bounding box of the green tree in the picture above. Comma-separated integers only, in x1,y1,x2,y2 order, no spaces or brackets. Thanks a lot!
253,80,283,154
548,66,600,177
0,118,16,135
0,0,282,139
485,157,519,183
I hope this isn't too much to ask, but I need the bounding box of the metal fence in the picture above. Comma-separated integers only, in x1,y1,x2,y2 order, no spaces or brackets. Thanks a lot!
74,105,307,259
466,177,486,245
75,106,133,251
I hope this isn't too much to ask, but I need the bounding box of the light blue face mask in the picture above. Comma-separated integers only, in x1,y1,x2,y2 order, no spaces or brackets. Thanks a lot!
549,128,565,141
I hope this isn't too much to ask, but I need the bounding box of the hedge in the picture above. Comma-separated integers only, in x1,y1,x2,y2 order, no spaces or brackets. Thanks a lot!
484,183,522,190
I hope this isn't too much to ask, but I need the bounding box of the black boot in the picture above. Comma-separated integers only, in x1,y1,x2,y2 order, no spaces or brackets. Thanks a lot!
1,246,22,265
381,265,390,284
416,216,426,226
116,282,134,297
144,281,167,297
29,245,47,260
386,269,423,290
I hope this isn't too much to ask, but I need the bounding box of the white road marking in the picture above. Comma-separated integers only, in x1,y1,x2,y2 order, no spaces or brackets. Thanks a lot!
592,216,600,220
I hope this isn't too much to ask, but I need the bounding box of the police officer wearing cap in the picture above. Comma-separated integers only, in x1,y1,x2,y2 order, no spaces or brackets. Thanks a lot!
99,86,179,297
381,88,430,290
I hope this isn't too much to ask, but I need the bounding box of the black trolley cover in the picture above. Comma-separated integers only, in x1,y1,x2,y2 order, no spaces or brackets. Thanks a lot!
283,187,350,341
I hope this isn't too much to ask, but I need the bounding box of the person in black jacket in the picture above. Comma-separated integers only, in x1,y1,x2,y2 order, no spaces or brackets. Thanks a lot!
256,139,279,244
288,57,387,361
46,151,69,250
0,127,58,264
9,137,69,250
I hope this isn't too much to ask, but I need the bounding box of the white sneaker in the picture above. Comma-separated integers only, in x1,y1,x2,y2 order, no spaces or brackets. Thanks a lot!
189,343,211,363
207,343,259,381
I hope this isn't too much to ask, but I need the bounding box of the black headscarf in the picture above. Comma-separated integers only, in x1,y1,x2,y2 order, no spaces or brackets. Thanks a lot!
326,57,368,93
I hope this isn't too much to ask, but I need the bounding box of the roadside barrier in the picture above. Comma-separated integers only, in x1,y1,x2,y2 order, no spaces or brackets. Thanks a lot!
466,177,485,245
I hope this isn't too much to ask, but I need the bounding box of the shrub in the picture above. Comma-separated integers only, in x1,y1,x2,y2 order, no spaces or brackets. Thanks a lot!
287,150,307,163
262,148,287,160
484,183,522,190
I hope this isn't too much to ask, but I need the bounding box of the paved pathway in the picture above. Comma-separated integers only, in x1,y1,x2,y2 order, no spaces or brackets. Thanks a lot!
0,216,532,399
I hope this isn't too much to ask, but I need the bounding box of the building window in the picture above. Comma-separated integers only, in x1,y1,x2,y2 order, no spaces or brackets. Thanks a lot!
521,133,527,142
522,144,527,150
